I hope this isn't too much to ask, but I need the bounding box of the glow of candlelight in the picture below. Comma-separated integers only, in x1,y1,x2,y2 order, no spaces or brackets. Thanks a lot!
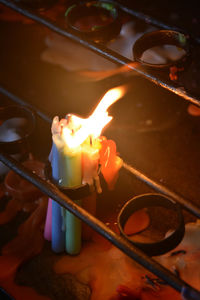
62,86,126,148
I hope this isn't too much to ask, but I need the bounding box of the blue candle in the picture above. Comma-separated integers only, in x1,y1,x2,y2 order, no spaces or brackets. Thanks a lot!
51,142,65,253
51,117,83,255
47,87,125,254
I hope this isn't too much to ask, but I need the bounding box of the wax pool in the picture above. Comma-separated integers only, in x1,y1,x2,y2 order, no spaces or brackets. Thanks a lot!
0,117,27,176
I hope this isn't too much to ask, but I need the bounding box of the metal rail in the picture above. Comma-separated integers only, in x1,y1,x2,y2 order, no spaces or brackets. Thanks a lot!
0,151,200,300
0,86,200,218
113,0,200,44
1,2,200,298
1,0,200,107
1,85,200,217
0,86,52,123
123,162,200,218
1,85,200,297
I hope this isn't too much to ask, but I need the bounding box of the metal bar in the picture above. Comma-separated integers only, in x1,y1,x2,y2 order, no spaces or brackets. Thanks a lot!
0,287,13,300
113,0,200,44
123,162,200,218
1,0,200,107
0,86,52,124
0,2,199,298
2,86,200,219
0,151,200,300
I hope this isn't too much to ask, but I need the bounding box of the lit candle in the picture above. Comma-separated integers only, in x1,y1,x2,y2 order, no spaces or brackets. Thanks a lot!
81,138,101,240
47,86,126,254
62,119,82,255
51,141,65,253
49,115,83,255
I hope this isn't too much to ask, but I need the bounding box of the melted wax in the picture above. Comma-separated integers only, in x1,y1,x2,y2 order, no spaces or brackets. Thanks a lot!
54,230,180,300
99,137,122,190
0,159,49,300
0,195,49,300
0,155,180,300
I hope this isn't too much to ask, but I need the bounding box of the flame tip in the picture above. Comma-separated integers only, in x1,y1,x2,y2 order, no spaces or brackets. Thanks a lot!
61,86,127,148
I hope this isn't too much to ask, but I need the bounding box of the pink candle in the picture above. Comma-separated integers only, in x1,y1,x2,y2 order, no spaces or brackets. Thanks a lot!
44,199,52,241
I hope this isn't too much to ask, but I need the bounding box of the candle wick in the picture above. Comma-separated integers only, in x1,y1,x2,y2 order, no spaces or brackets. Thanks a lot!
60,125,63,135
90,136,93,146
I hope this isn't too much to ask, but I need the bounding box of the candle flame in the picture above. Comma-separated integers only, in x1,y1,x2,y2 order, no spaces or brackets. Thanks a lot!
62,86,126,148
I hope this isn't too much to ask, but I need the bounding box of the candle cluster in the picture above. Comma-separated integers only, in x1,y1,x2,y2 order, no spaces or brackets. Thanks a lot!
44,86,125,255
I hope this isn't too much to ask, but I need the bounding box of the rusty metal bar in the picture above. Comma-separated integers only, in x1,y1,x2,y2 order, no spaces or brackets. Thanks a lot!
1,2,200,298
123,162,200,218
1,86,200,218
0,0,200,107
112,0,200,44
1,151,200,300
0,86,52,123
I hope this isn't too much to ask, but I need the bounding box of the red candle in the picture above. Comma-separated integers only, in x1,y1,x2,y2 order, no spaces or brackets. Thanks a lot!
99,137,122,190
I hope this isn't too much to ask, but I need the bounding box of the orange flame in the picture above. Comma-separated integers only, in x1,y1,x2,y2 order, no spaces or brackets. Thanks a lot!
62,86,126,148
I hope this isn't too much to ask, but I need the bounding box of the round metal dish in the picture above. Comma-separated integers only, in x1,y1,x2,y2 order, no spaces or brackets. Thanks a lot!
0,105,35,155
133,30,191,69
65,1,122,42
118,193,185,256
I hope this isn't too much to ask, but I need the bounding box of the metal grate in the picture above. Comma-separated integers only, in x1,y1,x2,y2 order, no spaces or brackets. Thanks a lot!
1,0,200,106
0,1,200,299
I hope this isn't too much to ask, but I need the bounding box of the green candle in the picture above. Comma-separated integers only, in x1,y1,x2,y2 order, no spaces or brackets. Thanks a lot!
52,87,126,255
62,147,82,255
52,117,82,255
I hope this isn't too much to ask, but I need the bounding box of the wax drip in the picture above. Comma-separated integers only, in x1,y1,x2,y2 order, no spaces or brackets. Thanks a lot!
0,158,50,299
99,137,123,190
